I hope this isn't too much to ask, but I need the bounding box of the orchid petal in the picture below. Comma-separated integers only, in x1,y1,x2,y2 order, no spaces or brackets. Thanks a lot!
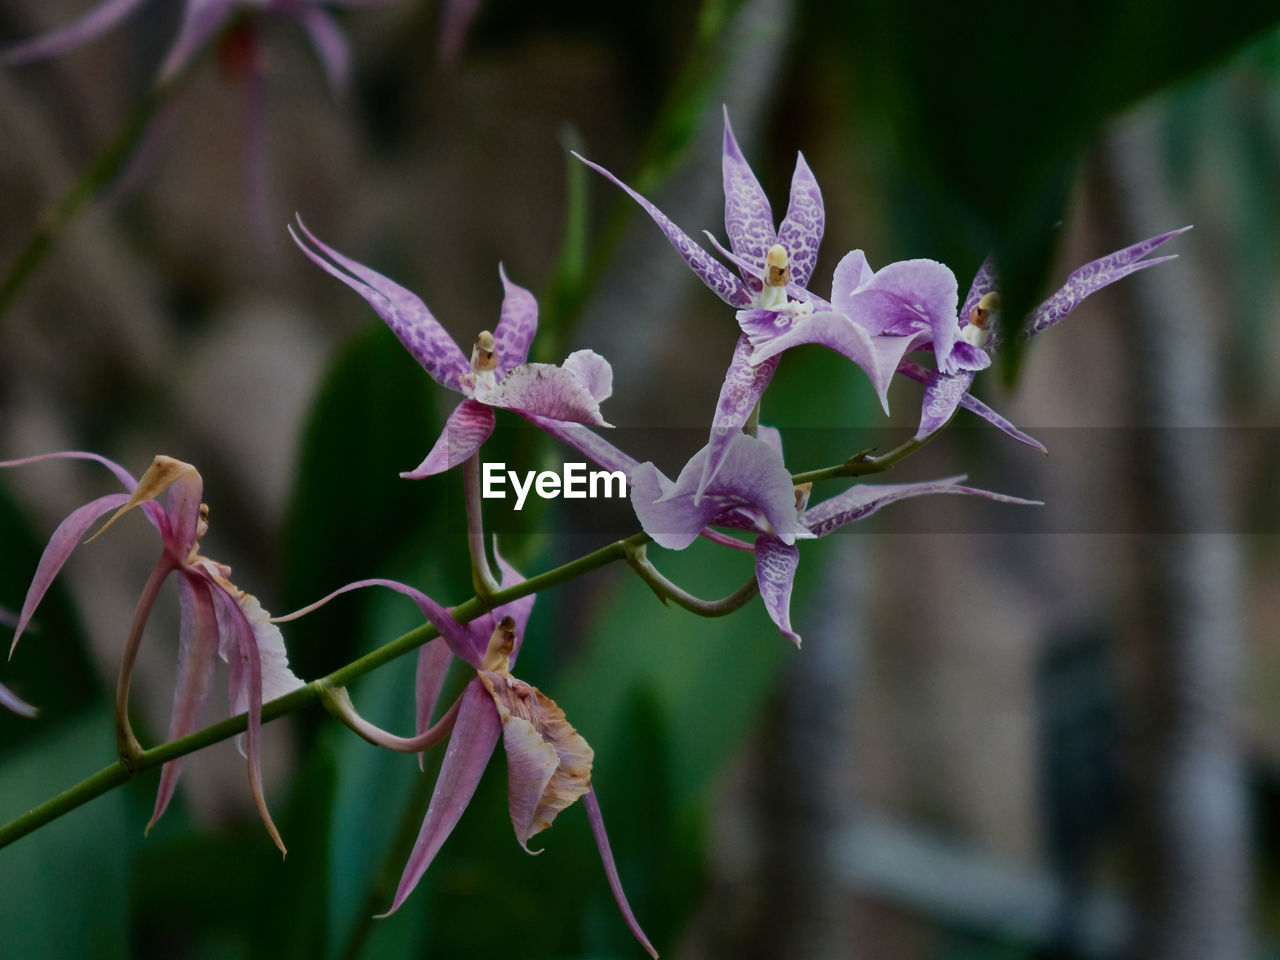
414,637,453,768
2,0,148,66
0,681,36,718
897,360,1047,452
8,492,129,657
492,538,534,663
159,0,239,81
959,255,998,329
476,363,610,427
272,576,482,667
0,451,165,532
1020,228,1190,342
381,677,501,916
479,671,593,851
402,399,495,479
849,258,960,372
914,366,976,442
776,152,824,290
493,265,539,376
802,475,1040,538
755,534,801,645
523,417,639,476
749,310,913,415
212,583,288,857
290,218,470,390
583,789,659,958
633,433,807,550
698,334,780,496
721,107,776,272
148,574,220,832
293,5,351,96
561,349,613,404
830,249,876,306
92,455,202,554
574,153,752,308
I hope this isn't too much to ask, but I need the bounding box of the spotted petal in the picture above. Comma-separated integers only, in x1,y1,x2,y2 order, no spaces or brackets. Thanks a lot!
775,152,824,290
290,218,470,390
574,154,752,308
755,534,801,646
721,107,776,274
490,265,539,376
1018,227,1190,343
476,363,610,426
402,399,495,479
801,475,1040,538
698,334,780,496
897,359,1047,451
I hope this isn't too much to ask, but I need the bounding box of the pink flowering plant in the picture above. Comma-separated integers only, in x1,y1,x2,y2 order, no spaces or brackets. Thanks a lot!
0,32,1194,945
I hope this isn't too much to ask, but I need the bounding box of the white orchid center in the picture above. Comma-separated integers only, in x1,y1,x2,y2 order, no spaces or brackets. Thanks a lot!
750,243,813,320
961,292,1000,348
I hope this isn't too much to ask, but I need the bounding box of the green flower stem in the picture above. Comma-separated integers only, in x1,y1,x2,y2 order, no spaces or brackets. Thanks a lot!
0,437,912,851
624,541,759,616
0,74,181,323
0,529,650,852
790,431,939,486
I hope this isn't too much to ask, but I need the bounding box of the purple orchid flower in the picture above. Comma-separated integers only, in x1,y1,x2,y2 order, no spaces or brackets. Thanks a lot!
0,451,304,853
2,0,388,91
0,606,37,717
575,107,826,492
632,428,1036,644
276,548,657,957
290,218,615,478
899,227,1191,449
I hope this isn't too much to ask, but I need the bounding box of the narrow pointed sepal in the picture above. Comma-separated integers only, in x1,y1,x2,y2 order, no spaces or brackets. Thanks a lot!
493,265,539,376
0,681,37,718
148,574,220,833
776,151,824,290
697,335,781,497
381,677,501,917
721,107,776,271
801,475,1041,537
754,534,801,645
402,399,495,479
583,789,659,958
2,0,149,66
290,217,471,389
8,492,130,656
573,153,751,308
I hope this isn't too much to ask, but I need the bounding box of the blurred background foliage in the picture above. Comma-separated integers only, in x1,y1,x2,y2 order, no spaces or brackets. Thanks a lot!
2,0,1280,957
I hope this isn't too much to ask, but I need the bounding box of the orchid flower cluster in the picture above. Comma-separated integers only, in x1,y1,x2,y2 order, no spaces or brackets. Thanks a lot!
0,107,1183,955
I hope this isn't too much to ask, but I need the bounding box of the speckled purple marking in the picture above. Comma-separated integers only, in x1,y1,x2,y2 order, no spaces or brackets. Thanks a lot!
776,153,824,291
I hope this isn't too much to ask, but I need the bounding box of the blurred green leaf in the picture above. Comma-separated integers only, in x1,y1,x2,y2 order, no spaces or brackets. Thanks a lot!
0,711,133,960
